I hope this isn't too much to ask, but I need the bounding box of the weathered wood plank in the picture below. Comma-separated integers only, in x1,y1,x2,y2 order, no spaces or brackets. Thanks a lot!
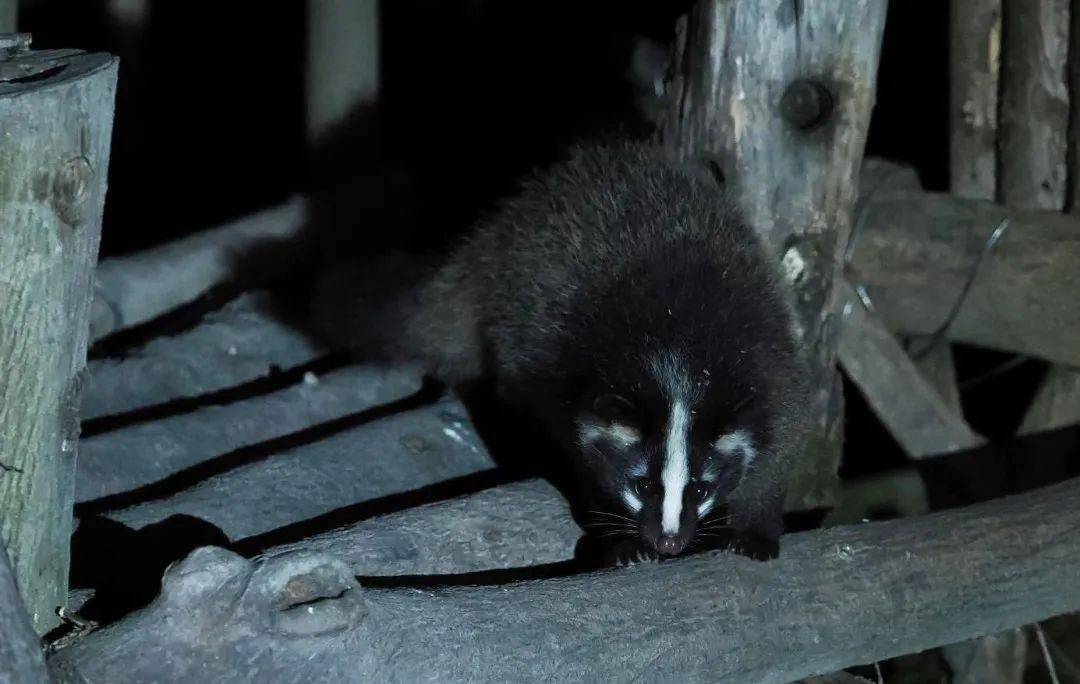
93,398,495,542
662,1,888,511
0,543,49,684
950,0,1001,200
50,476,1080,683
849,188,1080,368
998,0,1069,210
77,364,420,502
0,48,118,634
255,479,578,575
837,281,985,458
90,196,308,341
83,291,325,420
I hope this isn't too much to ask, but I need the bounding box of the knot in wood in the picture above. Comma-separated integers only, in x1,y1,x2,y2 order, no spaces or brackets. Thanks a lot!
53,156,95,225
780,79,833,131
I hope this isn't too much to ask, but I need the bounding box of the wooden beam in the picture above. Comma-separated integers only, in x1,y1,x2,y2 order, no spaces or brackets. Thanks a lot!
998,0,1069,210
837,281,985,458
662,1,888,511
0,544,49,684
0,47,118,635
950,0,1001,200
90,196,309,342
50,476,1080,682
83,292,324,420
849,188,1080,368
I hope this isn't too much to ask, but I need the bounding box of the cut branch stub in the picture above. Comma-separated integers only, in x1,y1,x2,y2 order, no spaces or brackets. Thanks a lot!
780,79,834,131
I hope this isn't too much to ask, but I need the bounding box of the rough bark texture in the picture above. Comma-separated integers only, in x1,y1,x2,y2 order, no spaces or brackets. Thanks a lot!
0,543,50,684
837,281,985,458
97,398,495,543
89,197,308,341
998,0,1069,210
257,479,579,575
0,49,117,634
950,0,1001,199
83,291,324,420
77,364,421,502
50,476,1080,683
849,188,1080,368
662,1,888,511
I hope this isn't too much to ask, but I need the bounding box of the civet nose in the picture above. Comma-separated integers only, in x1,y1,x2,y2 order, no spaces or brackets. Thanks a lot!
656,535,687,556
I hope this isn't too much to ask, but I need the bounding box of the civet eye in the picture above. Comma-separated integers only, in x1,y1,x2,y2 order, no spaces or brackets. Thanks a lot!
634,478,654,497
690,481,710,499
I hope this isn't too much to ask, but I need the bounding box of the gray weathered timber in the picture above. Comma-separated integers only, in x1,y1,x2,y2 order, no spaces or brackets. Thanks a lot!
90,196,308,341
77,364,421,502
998,0,1069,210
0,543,50,684
911,342,964,415
83,291,324,419
258,479,579,575
1018,366,1080,435
1070,0,1080,209
849,188,1080,368
950,0,1001,199
662,1,888,512
0,4,16,32
0,48,117,634
942,629,1028,684
837,281,985,458
50,476,1080,683
101,398,495,541
306,0,378,145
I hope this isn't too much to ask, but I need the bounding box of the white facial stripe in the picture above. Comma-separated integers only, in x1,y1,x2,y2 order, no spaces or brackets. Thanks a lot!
715,429,757,473
621,488,643,514
578,420,642,448
697,494,717,517
660,399,691,535
629,461,648,478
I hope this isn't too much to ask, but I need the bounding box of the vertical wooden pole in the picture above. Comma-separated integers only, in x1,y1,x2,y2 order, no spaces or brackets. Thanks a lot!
0,46,118,634
0,544,49,683
949,0,1001,200
0,0,15,32
1009,0,1080,437
998,0,1069,210
662,2,888,511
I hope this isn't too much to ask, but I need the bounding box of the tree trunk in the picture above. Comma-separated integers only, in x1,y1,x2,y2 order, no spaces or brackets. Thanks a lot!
950,0,1001,200
998,0,1069,210
0,46,118,634
661,1,888,511
50,476,1080,683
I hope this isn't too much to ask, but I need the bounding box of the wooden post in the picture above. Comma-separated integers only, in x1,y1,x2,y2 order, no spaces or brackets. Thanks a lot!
0,544,49,683
0,43,118,634
950,0,1001,200
662,2,888,510
998,0,1069,210
0,0,15,33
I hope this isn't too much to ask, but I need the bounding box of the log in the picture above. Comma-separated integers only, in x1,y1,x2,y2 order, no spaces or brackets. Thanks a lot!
90,196,309,341
998,0,1069,210
0,543,50,684
661,1,887,511
83,291,325,420
255,479,579,575
50,476,1080,683
849,188,1080,368
77,364,421,502
0,45,118,634
950,0,1001,200
0,4,15,32
90,398,496,543
837,281,985,458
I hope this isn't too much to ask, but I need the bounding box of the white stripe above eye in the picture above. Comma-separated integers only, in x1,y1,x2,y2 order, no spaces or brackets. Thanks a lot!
715,429,757,473
621,488,643,514
697,494,717,518
577,420,642,448
660,399,691,535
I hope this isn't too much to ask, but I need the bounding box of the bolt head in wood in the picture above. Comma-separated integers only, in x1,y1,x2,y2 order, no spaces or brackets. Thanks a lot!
780,80,833,131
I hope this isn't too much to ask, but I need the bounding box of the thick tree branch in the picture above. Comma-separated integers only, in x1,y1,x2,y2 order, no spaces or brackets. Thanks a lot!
51,477,1080,683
